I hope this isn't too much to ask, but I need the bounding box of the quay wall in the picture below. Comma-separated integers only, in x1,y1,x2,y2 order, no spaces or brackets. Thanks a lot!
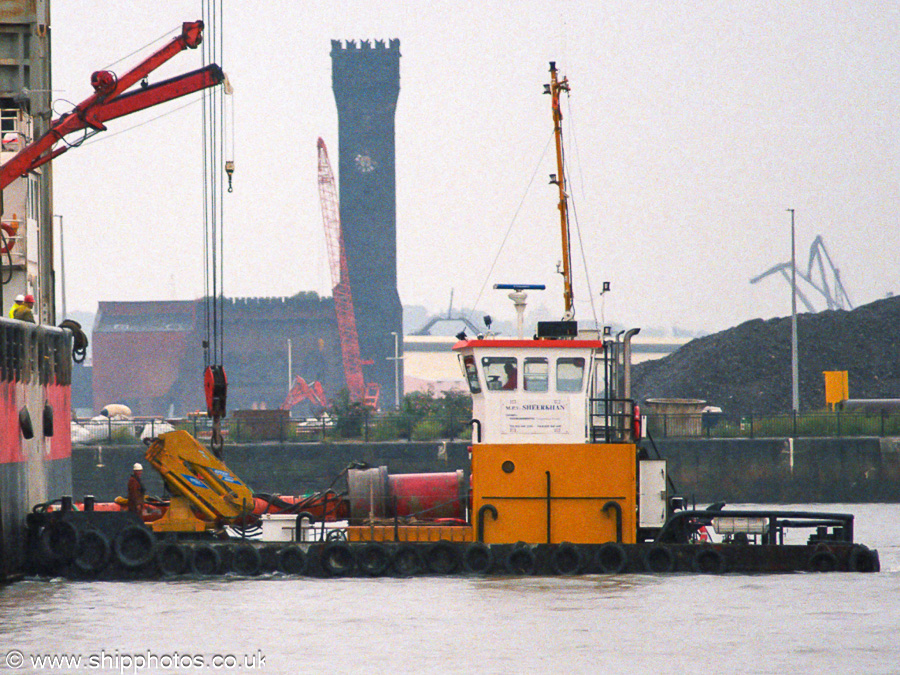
71,438,900,504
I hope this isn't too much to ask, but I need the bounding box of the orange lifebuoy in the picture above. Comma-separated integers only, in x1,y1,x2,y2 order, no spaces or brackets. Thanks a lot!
0,221,18,254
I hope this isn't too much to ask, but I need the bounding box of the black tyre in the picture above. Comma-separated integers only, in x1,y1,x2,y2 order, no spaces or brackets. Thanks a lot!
392,544,424,576
321,542,355,577
190,544,221,576
597,542,628,574
462,542,493,575
357,543,391,577
692,547,726,574
807,549,837,572
73,530,110,575
40,520,79,564
278,545,307,576
424,541,460,575
114,525,156,569
156,542,188,576
505,546,536,575
643,545,675,573
551,542,582,575
231,544,262,576
848,545,878,573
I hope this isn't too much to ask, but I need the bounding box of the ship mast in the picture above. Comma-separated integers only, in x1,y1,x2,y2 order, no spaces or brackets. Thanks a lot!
547,61,574,319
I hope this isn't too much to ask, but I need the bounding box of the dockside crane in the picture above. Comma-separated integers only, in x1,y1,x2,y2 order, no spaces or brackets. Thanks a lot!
750,234,853,312
316,138,380,408
0,21,225,190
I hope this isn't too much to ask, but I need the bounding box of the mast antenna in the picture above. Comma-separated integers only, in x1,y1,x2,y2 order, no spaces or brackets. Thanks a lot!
545,61,574,319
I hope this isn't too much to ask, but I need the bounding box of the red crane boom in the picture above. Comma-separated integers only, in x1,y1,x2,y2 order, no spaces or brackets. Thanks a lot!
316,138,379,408
0,20,224,190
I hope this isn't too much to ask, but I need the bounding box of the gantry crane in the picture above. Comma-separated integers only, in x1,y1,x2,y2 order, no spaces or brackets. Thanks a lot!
316,138,380,408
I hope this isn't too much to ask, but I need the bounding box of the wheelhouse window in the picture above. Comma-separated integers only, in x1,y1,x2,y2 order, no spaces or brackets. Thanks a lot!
556,357,585,392
523,357,549,392
462,354,481,394
482,357,518,391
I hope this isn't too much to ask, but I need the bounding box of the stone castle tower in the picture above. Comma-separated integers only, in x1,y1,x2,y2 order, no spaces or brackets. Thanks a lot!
330,39,403,407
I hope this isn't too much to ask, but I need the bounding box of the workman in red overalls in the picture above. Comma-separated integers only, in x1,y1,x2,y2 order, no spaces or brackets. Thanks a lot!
127,462,145,516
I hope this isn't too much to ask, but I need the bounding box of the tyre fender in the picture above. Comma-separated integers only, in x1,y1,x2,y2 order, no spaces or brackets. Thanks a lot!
190,543,221,576
597,542,628,574
321,541,355,577
643,545,675,573
424,540,460,575
277,545,307,576
462,542,493,575
231,543,262,576
550,542,582,575
392,544,424,577
847,545,877,573
73,529,110,574
40,520,80,564
156,542,189,576
113,525,156,569
357,542,391,577
692,547,726,574
505,546,536,575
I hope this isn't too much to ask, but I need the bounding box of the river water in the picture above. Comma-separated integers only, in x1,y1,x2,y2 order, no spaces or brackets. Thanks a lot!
1,503,898,675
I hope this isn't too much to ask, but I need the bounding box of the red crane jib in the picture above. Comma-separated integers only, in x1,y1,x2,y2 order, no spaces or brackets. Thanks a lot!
0,20,224,190
316,137,380,408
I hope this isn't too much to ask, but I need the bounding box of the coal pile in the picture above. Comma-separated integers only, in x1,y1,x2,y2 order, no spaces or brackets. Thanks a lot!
631,295,900,415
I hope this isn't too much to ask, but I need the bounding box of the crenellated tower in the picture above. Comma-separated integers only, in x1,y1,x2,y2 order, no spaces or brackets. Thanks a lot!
330,39,403,407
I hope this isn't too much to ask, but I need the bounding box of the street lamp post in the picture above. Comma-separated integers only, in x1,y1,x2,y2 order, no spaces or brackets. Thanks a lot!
388,331,402,409
788,208,799,414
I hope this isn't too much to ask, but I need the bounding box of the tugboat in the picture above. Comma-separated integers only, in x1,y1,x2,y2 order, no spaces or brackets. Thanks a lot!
25,63,879,579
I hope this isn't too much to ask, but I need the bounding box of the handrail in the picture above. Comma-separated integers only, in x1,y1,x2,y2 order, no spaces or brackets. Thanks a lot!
655,509,854,545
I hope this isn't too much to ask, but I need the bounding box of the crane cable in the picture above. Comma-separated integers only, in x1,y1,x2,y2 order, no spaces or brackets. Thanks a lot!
201,0,229,456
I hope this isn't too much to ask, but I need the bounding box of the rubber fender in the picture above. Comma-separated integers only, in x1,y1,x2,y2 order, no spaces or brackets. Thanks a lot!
643,545,676,573
692,547,726,574
277,545,307,576
190,544,221,576
505,546,536,575
321,541,355,577
392,544,424,577
73,530,110,575
806,549,837,573
597,542,628,574
231,543,262,576
424,540,460,575
42,404,54,437
847,545,878,573
39,520,79,564
156,542,189,576
462,542,493,575
19,406,34,439
114,526,156,569
357,542,391,577
551,542,582,575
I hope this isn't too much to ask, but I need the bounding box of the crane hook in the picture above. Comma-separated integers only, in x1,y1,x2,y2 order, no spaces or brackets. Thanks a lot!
225,160,235,193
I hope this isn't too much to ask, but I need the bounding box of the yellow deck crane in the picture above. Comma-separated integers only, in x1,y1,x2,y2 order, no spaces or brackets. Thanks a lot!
143,430,253,533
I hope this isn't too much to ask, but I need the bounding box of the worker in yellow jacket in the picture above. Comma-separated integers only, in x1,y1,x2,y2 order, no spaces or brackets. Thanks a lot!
7,293,23,318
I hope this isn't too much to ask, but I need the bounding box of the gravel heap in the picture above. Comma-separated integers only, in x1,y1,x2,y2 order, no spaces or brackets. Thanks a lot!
631,295,900,415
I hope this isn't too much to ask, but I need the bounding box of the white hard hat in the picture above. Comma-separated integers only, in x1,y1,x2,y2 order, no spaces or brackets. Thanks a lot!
14,294,24,303
133,463,143,471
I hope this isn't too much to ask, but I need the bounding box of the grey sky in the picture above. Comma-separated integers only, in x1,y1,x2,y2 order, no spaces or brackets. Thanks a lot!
50,2,898,333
